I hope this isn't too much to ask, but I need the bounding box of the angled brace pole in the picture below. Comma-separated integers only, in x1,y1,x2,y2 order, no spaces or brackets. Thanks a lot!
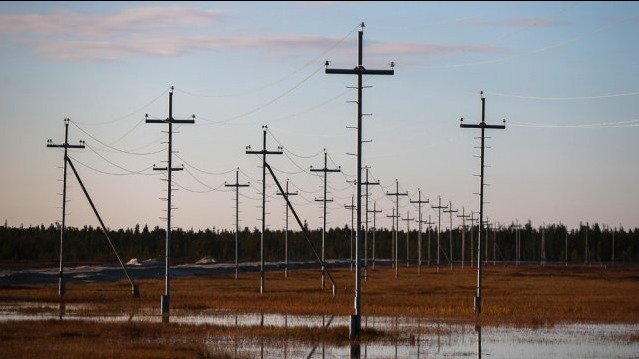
265,162,337,296
66,157,139,297
459,91,506,314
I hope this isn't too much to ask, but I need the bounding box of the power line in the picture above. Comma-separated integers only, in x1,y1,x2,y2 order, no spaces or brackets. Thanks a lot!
486,90,639,101
511,119,639,128
70,121,165,156
73,87,169,126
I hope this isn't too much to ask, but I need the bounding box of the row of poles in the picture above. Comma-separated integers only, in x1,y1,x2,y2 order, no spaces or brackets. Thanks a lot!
46,23,508,341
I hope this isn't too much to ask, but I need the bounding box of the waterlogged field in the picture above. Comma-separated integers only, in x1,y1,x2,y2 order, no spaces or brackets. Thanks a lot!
1,264,638,357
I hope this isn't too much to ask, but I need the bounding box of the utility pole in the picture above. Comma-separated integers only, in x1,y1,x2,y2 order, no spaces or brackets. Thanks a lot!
513,220,522,266
386,208,399,277
145,87,195,322
225,169,250,280
344,196,356,271
47,118,85,299
565,229,568,266
422,216,435,267
459,91,507,315
612,227,615,264
325,22,394,341
457,207,470,269
493,223,497,266
584,222,589,265
246,125,283,294
367,202,382,270
361,167,379,279
469,212,477,268
541,224,546,266
401,212,414,267
311,150,341,289
431,196,448,271
410,189,429,275
386,180,408,277
276,179,297,278
443,201,458,270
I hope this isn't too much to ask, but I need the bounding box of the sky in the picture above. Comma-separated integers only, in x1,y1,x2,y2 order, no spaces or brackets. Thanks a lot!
1,1,638,232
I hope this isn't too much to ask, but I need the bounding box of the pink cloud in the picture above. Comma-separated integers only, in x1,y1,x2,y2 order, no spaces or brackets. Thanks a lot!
467,17,566,27
0,6,225,37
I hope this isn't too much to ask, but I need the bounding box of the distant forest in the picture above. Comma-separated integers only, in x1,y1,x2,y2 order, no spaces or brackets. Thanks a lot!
0,222,638,264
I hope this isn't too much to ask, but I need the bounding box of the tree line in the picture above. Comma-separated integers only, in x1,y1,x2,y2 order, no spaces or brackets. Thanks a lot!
0,221,637,265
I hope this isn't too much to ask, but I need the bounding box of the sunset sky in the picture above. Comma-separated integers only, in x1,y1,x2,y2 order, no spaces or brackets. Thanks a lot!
1,1,638,232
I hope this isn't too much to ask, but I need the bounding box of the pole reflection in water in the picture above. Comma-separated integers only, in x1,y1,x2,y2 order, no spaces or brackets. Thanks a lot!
58,299,65,321
350,343,360,359
475,324,482,359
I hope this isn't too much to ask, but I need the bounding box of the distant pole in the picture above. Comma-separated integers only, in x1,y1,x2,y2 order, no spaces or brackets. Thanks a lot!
410,189,429,275
423,216,435,267
386,180,408,277
345,196,356,271
612,228,615,264
361,167,380,280
584,222,589,265
46,118,85,299
367,202,382,270
457,207,470,269
493,223,497,266
513,220,522,266
541,225,546,266
470,212,477,268
325,22,395,341
276,179,297,278
565,229,568,266
225,169,250,280
401,212,415,267
246,125,283,294
431,196,448,272
386,209,399,277
311,150,341,289
459,91,507,314
145,87,195,322
443,201,458,270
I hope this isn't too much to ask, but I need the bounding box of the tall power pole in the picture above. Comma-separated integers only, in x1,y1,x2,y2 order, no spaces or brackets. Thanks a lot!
361,167,379,279
386,208,399,277
276,179,297,278
443,201,458,270
457,207,470,269
401,212,414,267
460,91,506,315
246,125,283,294
386,180,408,277
311,150,341,289
410,189,429,275
431,196,448,271
325,22,394,341
225,169,250,280
367,202,382,270
46,118,85,298
345,196,356,271
145,87,195,322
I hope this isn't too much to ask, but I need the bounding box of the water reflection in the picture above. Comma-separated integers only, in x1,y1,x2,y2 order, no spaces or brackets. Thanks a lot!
476,324,482,359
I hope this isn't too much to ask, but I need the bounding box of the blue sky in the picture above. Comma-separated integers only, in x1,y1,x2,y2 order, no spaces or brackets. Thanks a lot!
1,1,638,232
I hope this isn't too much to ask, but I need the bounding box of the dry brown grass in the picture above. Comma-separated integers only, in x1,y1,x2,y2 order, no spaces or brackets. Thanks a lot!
2,264,639,326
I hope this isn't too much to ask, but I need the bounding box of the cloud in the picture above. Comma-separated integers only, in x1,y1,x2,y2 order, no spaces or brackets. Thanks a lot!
0,6,225,37
467,17,566,27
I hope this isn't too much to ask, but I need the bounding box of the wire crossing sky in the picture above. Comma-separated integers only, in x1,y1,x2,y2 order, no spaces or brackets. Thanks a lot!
0,1,638,231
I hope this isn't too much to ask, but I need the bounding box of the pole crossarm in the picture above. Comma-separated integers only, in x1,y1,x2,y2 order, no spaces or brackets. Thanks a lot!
459,91,507,315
